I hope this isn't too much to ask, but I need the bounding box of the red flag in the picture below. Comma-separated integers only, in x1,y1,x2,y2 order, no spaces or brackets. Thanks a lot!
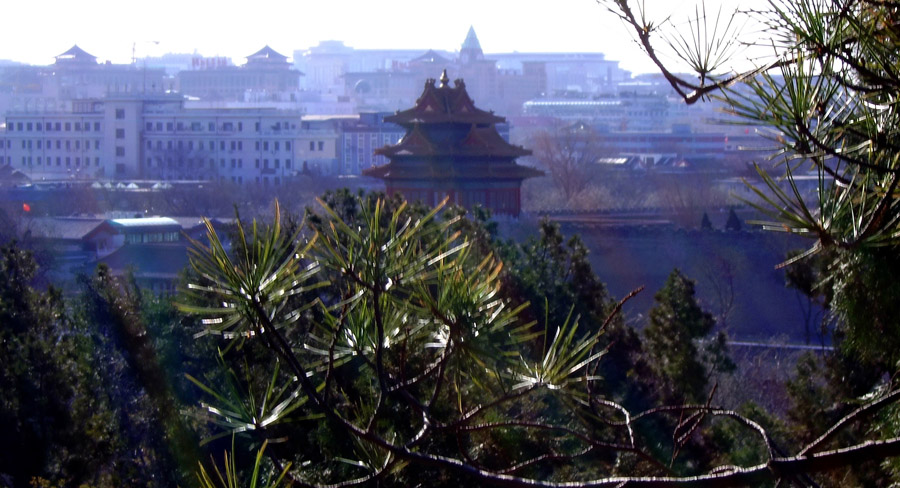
22,203,30,212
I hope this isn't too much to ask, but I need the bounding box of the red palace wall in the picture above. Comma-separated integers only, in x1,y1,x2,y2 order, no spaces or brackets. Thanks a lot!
387,186,522,217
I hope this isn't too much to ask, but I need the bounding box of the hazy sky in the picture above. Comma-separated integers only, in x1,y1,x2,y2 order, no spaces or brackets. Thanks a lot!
1,0,770,74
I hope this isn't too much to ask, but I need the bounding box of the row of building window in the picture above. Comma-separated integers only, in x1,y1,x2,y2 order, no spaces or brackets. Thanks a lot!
15,139,102,150
222,176,283,186
140,139,321,152
19,156,101,167
143,157,293,170
605,135,725,143
8,121,102,132
124,231,179,244
4,138,320,156
143,120,295,133
143,140,293,152
348,133,399,143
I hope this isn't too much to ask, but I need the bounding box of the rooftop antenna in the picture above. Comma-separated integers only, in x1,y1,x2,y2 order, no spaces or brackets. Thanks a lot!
132,40,160,65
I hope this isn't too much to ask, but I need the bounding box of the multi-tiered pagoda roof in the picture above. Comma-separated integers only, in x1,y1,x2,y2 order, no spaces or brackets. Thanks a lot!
382,73,504,126
364,70,541,216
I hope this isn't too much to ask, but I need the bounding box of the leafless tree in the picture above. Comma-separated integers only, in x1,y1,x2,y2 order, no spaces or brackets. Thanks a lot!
532,122,611,204
145,144,215,181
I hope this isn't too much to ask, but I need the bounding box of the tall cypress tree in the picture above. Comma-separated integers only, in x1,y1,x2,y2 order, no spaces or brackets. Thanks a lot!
643,269,732,404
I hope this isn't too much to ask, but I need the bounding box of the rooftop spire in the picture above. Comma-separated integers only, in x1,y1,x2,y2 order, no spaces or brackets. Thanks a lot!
460,26,484,64
439,69,450,87
462,26,482,52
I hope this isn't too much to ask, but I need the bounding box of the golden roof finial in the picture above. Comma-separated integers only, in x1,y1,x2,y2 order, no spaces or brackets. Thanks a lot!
439,69,450,88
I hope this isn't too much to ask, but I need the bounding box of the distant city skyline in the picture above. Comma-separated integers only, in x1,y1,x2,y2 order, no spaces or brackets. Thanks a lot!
2,0,769,75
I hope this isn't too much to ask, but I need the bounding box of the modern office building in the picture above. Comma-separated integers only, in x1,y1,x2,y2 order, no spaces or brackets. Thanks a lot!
0,93,341,182
522,94,671,131
591,127,728,168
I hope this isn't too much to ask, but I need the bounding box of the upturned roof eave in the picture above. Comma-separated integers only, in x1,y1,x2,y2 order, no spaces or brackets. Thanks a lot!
376,147,531,158
384,112,506,126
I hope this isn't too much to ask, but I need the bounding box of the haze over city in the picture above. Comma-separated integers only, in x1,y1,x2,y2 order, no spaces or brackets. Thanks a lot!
2,0,768,74
0,0,807,335
5,0,900,486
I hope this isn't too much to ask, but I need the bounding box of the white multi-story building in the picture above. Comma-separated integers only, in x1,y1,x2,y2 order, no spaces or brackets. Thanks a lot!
0,93,341,183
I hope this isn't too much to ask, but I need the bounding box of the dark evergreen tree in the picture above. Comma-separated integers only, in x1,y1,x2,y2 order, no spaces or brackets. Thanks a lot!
0,245,129,487
724,208,742,232
700,212,713,230
80,266,203,486
643,269,733,404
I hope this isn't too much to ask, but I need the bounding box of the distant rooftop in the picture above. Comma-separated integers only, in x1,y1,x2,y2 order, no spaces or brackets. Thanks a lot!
306,40,354,55
460,26,484,63
410,49,451,65
524,100,623,107
109,217,181,229
246,45,289,64
301,114,359,122
461,26,483,53
27,217,105,240
55,45,97,65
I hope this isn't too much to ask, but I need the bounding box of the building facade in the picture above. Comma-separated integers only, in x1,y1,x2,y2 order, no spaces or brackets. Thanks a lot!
301,28,630,117
47,45,168,100
28,215,232,293
177,46,302,102
338,112,405,174
0,93,341,182
0,45,169,119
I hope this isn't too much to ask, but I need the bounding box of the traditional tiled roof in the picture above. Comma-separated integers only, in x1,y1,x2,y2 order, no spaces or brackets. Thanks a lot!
27,217,105,241
410,49,451,65
460,126,531,156
385,71,505,126
169,216,232,230
365,71,542,185
79,217,182,241
246,45,288,62
108,217,181,230
379,123,434,155
55,45,97,64
0,164,31,186
375,123,530,159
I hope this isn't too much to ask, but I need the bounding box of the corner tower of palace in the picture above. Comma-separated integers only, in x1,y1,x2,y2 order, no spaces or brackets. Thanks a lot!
363,70,541,216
